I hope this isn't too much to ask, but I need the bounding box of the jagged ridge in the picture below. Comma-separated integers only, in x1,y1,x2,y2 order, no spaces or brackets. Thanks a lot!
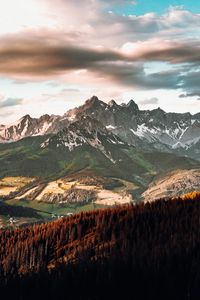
1,96,200,161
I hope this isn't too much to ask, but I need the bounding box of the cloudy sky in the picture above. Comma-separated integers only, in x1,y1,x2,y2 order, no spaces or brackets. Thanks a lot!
0,0,200,123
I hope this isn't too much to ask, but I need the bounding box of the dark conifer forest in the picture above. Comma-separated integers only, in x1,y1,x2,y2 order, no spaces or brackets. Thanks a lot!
1,194,200,299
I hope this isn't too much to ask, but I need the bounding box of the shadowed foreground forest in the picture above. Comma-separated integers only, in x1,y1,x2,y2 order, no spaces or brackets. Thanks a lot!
1,194,200,299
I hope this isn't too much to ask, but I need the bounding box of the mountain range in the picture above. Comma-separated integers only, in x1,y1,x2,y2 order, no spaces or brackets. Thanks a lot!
0,96,200,204
1,95,200,160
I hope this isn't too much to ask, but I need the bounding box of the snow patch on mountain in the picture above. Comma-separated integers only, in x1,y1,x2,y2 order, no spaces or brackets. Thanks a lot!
130,125,158,141
106,125,117,130
1,96,200,162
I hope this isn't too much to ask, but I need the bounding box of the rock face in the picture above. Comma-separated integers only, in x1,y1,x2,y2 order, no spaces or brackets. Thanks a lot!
40,116,126,164
0,114,69,142
1,95,200,160
65,96,200,160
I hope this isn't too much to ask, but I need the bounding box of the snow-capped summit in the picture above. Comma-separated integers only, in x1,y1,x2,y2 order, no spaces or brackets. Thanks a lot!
0,113,66,142
41,116,125,163
1,96,200,161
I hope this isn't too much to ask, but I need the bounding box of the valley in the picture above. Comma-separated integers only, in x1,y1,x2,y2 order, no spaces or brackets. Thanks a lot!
0,176,35,196
0,0,199,297
0,96,200,227
0,175,134,228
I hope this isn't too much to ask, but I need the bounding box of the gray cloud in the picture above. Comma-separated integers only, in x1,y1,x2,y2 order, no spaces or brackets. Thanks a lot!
178,70,200,99
0,35,199,72
0,1,200,123
1,32,200,67
0,97,23,108
61,88,80,92
0,37,123,76
180,92,200,98
138,97,159,105
0,33,199,97
92,62,181,90
135,43,200,64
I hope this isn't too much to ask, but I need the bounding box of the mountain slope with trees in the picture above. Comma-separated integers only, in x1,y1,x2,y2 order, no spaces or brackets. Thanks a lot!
1,194,200,299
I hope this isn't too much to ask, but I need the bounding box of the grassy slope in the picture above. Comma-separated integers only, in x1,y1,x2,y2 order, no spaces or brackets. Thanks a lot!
0,135,199,217
6,198,106,218
0,135,148,182
0,135,198,182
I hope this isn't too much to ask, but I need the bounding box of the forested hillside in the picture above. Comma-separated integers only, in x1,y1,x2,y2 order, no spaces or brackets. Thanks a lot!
1,194,200,299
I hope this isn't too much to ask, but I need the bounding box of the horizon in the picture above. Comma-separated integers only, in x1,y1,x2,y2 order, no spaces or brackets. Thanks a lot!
1,95,198,125
0,0,199,123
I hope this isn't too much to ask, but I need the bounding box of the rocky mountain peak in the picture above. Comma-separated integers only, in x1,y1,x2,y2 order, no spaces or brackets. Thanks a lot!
126,100,139,111
20,114,33,123
154,107,165,112
151,107,165,117
85,95,101,106
1,96,200,162
10,114,35,130
41,115,125,164
78,96,106,112
108,99,118,107
38,114,51,121
88,95,99,102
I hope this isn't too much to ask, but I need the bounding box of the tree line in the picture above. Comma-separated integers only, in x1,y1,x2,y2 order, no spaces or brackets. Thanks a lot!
1,193,200,299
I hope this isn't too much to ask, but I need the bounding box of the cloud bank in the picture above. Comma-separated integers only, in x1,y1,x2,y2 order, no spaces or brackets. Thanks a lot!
0,0,200,123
